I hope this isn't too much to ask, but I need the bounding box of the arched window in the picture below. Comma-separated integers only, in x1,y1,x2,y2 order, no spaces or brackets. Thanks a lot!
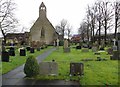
41,27,45,38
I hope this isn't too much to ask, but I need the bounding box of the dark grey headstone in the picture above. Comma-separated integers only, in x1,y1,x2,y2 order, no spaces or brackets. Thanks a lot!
1,51,9,62
70,62,84,76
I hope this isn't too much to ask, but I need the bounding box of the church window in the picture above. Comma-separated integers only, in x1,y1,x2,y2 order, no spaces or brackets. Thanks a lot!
41,27,45,38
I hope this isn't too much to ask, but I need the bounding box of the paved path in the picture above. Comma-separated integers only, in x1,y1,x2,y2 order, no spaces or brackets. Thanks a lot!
1,47,56,85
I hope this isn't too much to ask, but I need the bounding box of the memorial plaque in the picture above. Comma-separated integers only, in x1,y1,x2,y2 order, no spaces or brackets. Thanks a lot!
70,62,84,76
39,62,58,75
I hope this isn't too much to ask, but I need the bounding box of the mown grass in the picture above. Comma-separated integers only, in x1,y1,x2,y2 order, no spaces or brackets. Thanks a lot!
36,46,119,86
2,46,53,74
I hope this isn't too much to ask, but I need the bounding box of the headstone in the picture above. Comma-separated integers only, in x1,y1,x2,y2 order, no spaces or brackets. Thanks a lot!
30,48,34,53
92,41,99,52
76,46,81,49
64,47,71,53
107,48,113,55
92,47,98,52
39,62,58,75
112,46,117,51
1,51,9,62
20,49,26,56
70,62,84,76
26,46,30,51
110,51,120,60
81,48,89,52
112,39,117,51
8,47,15,56
63,39,68,49
63,39,70,53
56,39,59,47
37,48,40,51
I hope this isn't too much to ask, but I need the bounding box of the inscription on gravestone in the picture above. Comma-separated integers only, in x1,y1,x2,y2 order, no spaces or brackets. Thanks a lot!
39,62,58,75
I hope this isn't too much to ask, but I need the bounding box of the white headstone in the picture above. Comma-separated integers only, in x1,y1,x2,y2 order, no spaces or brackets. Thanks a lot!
113,39,116,46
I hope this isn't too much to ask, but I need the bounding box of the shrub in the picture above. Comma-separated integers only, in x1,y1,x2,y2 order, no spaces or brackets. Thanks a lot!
24,55,39,77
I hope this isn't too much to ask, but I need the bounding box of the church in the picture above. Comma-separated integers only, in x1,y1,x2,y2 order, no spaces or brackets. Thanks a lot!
30,2,58,45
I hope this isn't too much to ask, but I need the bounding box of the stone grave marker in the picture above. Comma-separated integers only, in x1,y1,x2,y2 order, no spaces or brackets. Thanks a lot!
30,48,34,53
92,42,98,52
112,39,117,51
107,48,113,55
81,48,89,52
1,51,9,62
8,47,15,56
56,39,59,49
70,62,84,76
63,39,70,53
20,48,26,56
39,62,58,75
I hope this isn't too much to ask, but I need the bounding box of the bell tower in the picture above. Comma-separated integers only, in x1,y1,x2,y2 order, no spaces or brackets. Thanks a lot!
39,2,47,18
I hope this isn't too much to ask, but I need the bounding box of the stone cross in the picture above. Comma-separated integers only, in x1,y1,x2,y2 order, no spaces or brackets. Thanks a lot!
113,39,116,46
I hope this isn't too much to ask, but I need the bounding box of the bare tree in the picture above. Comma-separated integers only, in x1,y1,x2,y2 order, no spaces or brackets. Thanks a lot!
95,1,103,45
113,0,120,39
100,0,113,46
86,5,97,43
55,19,67,39
0,0,18,44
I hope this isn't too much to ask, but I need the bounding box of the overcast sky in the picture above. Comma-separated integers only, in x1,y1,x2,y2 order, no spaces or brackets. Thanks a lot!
13,0,98,34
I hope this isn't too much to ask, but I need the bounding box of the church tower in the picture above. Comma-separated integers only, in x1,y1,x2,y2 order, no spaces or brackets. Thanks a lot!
30,2,58,45
39,2,46,19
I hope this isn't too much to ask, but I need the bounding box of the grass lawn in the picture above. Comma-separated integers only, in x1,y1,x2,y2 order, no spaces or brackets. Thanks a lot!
2,46,53,74
36,46,119,86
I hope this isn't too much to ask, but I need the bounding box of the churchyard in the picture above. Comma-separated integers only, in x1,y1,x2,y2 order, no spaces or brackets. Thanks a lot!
36,46,118,85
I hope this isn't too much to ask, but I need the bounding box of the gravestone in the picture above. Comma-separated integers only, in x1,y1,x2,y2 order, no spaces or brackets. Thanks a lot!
30,48,34,53
63,39,70,53
76,46,81,49
70,62,84,76
107,48,113,55
1,51,9,62
37,48,40,51
112,39,117,51
39,62,58,75
20,49,26,56
8,47,15,56
110,51,120,60
56,39,59,49
81,48,89,52
92,41,98,52
26,46,30,51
